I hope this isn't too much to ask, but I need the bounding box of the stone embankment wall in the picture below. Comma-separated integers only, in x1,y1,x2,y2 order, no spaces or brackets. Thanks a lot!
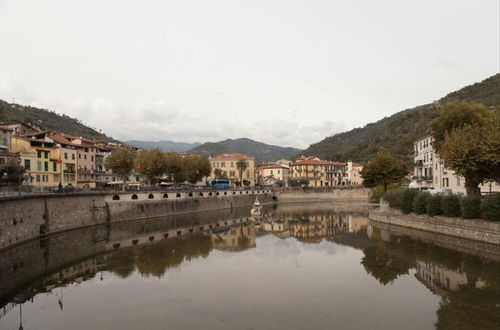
369,203,500,245
0,189,274,250
276,187,373,203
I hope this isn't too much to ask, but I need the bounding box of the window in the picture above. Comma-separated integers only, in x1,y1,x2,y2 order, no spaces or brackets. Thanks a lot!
64,153,68,160
229,171,235,177
271,170,273,174
44,162,49,172
37,150,42,158
136,176,139,182
37,160,42,171
456,176,461,186
230,161,234,168
84,155,87,160
36,175,40,182
443,178,449,187
91,155,94,161
24,159,30,170
79,153,81,159
44,151,49,159
0,158,4,165
221,161,225,167
72,153,75,160
52,161,57,172
246,170,250,178
278,170,280,174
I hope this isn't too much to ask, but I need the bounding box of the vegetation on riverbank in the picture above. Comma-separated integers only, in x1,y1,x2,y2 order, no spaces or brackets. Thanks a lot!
383,189,500,221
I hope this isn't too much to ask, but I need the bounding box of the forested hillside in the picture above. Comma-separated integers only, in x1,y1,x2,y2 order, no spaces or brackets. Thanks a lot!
188,138,301,164
300,74,500,163
0,100,115,142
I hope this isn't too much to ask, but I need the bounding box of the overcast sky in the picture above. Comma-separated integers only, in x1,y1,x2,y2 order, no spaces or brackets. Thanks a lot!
0,0,498,149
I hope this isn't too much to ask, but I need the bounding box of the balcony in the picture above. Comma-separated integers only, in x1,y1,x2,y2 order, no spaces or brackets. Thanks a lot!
64,169,76,174
412,175,433,181
414,160,423,167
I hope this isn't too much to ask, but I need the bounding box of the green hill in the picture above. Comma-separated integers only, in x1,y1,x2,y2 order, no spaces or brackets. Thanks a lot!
0,100,115,142
188,138,301,164
300,74,500,163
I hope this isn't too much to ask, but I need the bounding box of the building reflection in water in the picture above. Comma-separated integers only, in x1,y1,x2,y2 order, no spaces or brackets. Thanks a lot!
1,203,499,329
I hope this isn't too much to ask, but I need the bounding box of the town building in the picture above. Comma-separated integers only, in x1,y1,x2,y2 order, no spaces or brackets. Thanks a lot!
411,135,500,194
290,156,363,187
209,153,255,186
0,125,19,166
256,162,290,186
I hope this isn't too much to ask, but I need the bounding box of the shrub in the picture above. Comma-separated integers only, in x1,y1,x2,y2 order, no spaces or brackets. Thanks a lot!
461,195,481,219
426,195,443,216
402,189,418,214
481,194,500,221
412,192,429,214
383,189,404,209
441,195,461,217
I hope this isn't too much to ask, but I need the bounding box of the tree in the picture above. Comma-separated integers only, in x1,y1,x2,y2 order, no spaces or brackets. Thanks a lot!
214,168,223,178
236,158,248,185
298,178,310,186
0,164,26,185
105,149,135,190
288,178,299,187
135,148,167,184
360,152,409,192
431,101,494,153
184,155,211,184
164,153,185,185
440,122,500,195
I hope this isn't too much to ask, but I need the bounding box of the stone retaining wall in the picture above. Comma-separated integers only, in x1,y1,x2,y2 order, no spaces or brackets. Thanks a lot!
277,187,373,203
369,207,500,245
0,190,274,251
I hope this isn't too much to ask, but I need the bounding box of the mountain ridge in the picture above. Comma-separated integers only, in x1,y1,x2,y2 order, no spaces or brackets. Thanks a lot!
299,73,500,163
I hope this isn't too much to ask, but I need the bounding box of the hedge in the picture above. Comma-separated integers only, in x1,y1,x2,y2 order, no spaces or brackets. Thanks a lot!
382,189,500,221
481,194,500,221
461,195,481,219
426,195,442,216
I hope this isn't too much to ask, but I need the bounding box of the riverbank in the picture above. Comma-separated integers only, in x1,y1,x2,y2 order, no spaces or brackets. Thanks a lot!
369,206,500,246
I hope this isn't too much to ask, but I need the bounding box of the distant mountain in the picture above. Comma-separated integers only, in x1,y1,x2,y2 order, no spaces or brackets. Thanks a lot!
188,138,301,164
300,74,500,163
125,140,202,152
0,100,115,142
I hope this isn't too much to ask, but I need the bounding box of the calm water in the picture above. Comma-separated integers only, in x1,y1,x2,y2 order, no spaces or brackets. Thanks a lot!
1,203,499,330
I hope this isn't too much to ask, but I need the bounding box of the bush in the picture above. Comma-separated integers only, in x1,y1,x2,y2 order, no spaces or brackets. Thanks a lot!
412,192,429,214
481,194,500,221
402,189,418,214
383,189,404,209
461,195,481,219
441,195,461,217
426,195,443,216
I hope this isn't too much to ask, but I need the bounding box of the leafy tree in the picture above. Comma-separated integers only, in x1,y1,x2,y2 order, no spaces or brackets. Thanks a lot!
213,168,223,179
360,152,409,192
105,149,135,190
236,158,248,184
184,155,211,184
298,178,310,186
431,101,494,153
0,164,26,185
135,148,167,184
440,122,500,195
164,153,186,185
242,180,250,186
288,178,299,187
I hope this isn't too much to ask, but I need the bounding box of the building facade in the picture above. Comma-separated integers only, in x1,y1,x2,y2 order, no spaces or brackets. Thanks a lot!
290,156,363,187
209,153,255,186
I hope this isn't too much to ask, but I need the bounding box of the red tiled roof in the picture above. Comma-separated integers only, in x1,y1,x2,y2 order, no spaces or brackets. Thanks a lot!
292,159,346,166
211,153,254,160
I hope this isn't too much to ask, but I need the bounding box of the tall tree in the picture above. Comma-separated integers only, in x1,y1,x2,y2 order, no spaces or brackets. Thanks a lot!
236,158,248,185
105,149,135,190
440,122,500,195
184,155,211,184
135,148,167,184
213,168,223,179
164,153,186,185
431,101,494,153
360,152,409,192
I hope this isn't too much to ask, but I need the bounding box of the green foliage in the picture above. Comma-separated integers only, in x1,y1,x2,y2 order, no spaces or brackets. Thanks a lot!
104,149,135,181
213,168,223,178
440,122,500,195
460,195,481,219
426,195,443,216
431,101,494,153
298,178,310,186
441,195,462,217
0,164,26,185
183,155,211,184
288,178,299,187
299,74,499,163
361,152,409,191
242,180,250,186
402,189,418,214
236,158,248,182
383,189,405,209
136,148,167,184
480,194,500,221
412,192,429,214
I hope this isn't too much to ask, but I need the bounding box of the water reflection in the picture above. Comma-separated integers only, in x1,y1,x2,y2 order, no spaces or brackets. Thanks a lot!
1,203,499,329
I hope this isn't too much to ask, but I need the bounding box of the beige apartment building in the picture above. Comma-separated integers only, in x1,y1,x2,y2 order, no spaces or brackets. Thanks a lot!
290,156,363,187
256,162,290,185
209,153,255,186
412,135,500,194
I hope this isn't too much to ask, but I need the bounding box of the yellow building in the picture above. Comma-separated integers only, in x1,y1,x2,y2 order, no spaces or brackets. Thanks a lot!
209,152,255,186
10,136,62,187
290,156,362,187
